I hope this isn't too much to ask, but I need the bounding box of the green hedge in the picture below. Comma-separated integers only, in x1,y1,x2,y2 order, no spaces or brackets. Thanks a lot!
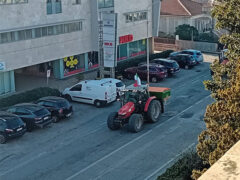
157,151,209,180
116,50,174,76
0,87,61,109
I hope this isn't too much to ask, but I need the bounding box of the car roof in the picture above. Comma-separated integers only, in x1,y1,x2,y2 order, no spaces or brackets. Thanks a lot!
176,54,192,57
39,96,65,102
182,49,201,53
79,80,115,86
153,58,176,63
139,63,165,68
100,78,121,83
13,103,43,111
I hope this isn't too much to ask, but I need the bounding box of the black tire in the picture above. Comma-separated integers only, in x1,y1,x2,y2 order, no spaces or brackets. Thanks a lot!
65,94,72,102
0,134,6,144
184,65,189,69
107,112,120,130
151,76,158,83
128,114,144,133
94,100,102,108
52,116,59,123
147,100,161,123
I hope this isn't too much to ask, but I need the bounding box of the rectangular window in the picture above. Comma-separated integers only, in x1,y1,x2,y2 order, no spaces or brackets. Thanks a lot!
42,27,48,36
98,0,113,9
0,33,11,43
47,0,53,14
55,0,62,13
25,29,32,39
56,24,64,34
10,32,16,42
74,0,81,4
64,24,69,33
0,0,27,4
17,30,25,41
47,26,54,36
125,11,147,23
35,28,42,38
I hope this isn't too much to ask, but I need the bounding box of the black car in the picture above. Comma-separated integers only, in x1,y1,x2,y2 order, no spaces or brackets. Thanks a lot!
0,111,26,144
151,58,180,75
7,103,52,131
169,54,197,69
36,96,73,123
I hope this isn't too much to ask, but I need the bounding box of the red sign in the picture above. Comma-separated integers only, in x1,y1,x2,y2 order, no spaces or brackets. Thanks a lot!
119,34,133,44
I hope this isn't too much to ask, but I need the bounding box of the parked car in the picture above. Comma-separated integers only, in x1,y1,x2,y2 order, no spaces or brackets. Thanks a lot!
124,64,168,83
36,96,73,123
101,78,126,97
0,111,26,144
7,103,52,131
151,58,180,76
62,79,117,107
169,54,197,69
170,49,203,64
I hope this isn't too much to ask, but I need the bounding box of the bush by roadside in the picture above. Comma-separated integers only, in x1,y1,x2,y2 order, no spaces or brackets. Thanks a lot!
0,87,61,109
157,151,209,180
116,50,174,76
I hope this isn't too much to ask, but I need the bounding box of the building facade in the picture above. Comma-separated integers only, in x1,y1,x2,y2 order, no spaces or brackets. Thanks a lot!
0,0,161,95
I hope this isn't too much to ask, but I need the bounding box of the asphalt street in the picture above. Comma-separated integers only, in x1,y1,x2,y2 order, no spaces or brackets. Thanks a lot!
0,61,213,180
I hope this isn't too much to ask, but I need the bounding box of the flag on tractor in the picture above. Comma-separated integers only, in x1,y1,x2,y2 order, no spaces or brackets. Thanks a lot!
134,74,141,87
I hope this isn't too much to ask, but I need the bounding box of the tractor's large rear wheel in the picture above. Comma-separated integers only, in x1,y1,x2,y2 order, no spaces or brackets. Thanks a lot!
147,100,161,123
107,112,120,130
128,114,144,133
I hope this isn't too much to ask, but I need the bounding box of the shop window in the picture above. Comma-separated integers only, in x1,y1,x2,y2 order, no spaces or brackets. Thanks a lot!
117,43,128,61
129,41,139,57
64,54,85,76
88,51,99,69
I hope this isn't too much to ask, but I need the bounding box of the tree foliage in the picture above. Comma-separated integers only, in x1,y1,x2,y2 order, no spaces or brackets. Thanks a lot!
192,0,240,179
175,24,199,41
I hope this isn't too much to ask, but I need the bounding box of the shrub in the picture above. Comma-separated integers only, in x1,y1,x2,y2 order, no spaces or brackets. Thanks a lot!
198,32,219,43
0,87,61,109
115,50,174,76
157,151,209,180
175,24,199,41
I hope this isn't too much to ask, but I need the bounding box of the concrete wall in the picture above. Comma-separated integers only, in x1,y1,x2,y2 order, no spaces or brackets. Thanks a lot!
0,0,93,71
176,40,218,53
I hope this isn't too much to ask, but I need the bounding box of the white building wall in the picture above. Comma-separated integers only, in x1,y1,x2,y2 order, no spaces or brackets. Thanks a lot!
0,0,93,71
114,0,153,44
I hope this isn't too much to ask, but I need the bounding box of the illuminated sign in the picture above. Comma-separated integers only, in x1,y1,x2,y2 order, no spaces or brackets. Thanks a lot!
119,34,133,44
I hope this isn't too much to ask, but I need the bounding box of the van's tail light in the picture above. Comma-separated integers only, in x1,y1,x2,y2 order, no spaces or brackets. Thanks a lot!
105,92,108,100
5,129,13,133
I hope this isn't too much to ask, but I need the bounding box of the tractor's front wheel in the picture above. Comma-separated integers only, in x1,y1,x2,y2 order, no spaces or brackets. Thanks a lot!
128,114,144,133
107,112,120,130
147,100,161,123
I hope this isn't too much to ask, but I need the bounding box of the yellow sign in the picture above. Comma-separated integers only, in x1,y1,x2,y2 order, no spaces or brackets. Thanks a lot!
64,56,78,68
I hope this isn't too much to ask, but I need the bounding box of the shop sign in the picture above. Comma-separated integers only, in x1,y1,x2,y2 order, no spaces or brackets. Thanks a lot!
119,34,133,44
0,62,6,71
47,70,51,78
102,13,117,68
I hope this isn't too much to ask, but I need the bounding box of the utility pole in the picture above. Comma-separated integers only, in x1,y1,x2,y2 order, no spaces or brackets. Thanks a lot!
147,17,150,85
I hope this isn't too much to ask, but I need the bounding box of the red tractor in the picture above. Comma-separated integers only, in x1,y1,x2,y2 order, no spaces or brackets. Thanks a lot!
107,85,170,133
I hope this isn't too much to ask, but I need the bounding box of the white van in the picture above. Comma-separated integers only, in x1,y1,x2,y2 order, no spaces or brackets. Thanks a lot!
101,78,125,97
62,80,117,107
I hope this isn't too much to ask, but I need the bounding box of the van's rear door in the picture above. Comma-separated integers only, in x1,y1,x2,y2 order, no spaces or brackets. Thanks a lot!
106,84,117,102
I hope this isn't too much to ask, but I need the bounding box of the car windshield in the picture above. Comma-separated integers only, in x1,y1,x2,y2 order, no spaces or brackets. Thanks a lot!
5,116,23,128
34,108,49,116
57,100,70,108
197,52,201,56
116,82,124,87
182,51,194,55
170,62,179,68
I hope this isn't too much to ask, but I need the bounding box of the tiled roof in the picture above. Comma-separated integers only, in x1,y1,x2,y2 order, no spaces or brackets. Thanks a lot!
161,0,203,16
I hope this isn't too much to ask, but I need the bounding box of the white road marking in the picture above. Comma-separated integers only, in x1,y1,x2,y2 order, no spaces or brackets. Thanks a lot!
65,95,211,180
144,142,196,180
65,130,153,180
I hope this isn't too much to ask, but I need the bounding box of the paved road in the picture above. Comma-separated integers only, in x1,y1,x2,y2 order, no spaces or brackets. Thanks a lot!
0,62,213,180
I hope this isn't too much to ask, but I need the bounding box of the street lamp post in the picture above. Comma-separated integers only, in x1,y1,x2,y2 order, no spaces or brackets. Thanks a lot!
146,17,150,85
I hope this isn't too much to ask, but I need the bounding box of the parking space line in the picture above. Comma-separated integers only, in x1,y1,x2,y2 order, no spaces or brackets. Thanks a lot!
65,95,211,180
144,142,196,180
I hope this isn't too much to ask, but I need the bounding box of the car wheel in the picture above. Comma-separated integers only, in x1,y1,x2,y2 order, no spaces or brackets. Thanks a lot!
52,116,59,123
184,65,189,69
107,112,120,130
151,77,158,83
65,94,72,102
147,100,161,123
0,134,6,144
128,114,144,133
94,100,102,108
